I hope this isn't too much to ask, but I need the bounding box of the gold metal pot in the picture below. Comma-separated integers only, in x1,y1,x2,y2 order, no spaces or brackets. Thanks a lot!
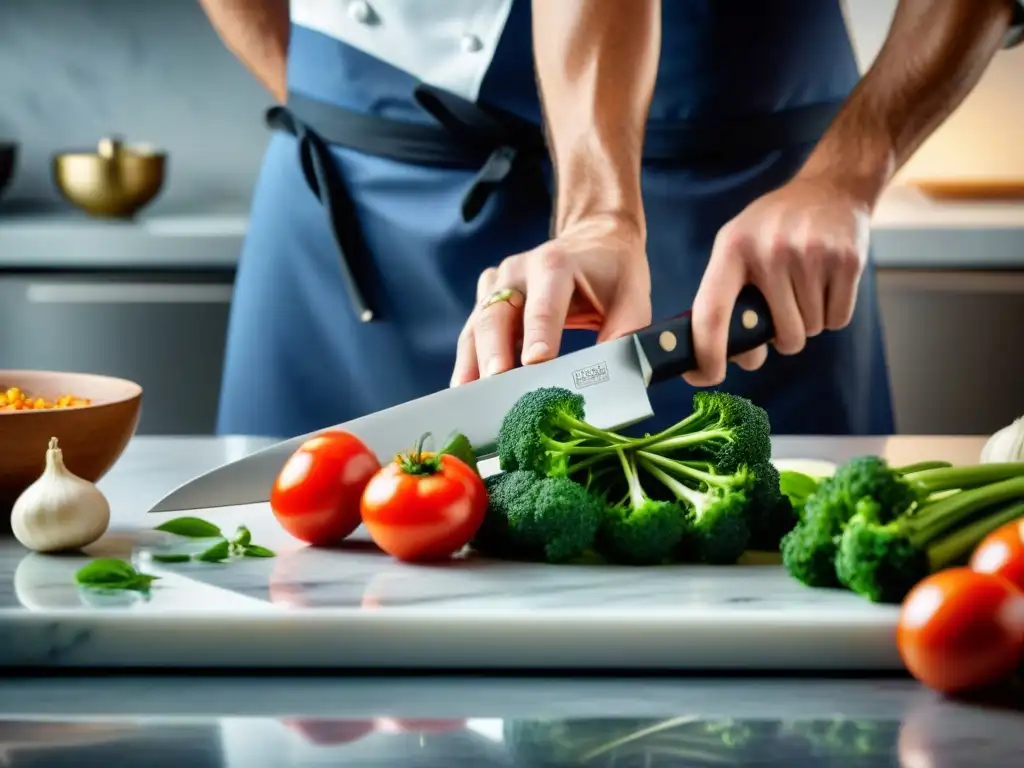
53,137,167,218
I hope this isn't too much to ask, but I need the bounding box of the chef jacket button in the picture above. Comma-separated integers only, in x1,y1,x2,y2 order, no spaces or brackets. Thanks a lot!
348,0,374,24
460,33,484,53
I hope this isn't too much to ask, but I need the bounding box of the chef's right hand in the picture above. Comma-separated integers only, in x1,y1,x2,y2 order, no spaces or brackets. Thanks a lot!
450,215,652,386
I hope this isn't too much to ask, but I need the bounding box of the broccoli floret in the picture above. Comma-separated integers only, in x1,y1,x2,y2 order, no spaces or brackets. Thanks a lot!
635,391,772,472
780,502,847,588
597,449,689,565
471,470,603,564
748,493,799,552
780,456,922,588
472,471,541,558
782,456,1024,592
496,387,626,477
825,455,925,524
638,452,752,564
835,474,1024,603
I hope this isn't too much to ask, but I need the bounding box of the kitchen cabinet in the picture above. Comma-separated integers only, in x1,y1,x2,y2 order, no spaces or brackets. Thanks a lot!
0,271,233,435
877,269,1024,435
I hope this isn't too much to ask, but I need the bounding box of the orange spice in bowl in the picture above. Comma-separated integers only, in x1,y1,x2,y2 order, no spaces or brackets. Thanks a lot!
0,387,92,411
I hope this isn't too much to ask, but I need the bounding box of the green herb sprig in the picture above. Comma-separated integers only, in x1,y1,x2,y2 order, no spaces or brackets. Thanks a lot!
75,558,159,593
152,517,276,563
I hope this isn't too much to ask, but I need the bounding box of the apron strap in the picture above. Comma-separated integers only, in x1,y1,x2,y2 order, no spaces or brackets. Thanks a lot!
414,85,550,222
266,106,378,323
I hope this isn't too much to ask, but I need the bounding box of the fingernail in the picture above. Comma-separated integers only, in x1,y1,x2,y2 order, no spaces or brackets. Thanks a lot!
525,342,549,362
485,359,503,377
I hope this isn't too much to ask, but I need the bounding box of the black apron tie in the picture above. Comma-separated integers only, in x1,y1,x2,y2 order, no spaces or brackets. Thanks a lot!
413,84,549,222
265,105,379,322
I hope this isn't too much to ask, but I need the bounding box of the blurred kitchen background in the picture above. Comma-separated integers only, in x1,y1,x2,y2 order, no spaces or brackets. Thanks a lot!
0,0,1022,437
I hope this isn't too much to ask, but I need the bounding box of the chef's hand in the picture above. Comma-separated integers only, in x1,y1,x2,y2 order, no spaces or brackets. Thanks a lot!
450,215,651,385
684,176,871,388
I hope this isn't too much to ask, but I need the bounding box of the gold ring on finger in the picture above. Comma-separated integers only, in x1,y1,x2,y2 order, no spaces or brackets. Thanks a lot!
480,287,523,311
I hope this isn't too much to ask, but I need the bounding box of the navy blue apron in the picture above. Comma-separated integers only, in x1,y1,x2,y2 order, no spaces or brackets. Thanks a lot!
217,0,895,439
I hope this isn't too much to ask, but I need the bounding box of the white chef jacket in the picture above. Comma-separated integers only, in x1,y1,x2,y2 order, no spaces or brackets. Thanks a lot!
290,0,1024,103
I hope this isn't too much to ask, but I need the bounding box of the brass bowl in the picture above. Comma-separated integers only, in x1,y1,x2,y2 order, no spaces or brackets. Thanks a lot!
53,137,166,218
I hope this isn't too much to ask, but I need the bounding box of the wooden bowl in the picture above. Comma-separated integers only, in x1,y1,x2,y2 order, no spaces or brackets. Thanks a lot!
0,370,142,534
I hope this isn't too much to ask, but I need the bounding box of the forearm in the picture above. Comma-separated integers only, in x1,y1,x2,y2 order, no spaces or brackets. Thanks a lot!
799,0,1017,207
197,0,290,102
531,0,660,238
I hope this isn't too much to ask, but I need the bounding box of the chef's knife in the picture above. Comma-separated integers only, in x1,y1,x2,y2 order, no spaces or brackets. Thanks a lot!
148,285,774,513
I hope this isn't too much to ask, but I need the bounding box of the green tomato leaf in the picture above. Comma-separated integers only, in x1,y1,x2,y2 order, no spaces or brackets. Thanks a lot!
234,526,252,547
242,544,275,558
151,553,192,564
439,431,478,474
75,558,139,586
195,540,231,563
155,516,223,539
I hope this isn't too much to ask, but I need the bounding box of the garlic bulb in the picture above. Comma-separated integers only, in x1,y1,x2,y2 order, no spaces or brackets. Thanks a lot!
980,416,1024,464
11,437,111,553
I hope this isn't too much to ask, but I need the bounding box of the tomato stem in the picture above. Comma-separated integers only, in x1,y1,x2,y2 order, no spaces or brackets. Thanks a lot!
398,432,442,476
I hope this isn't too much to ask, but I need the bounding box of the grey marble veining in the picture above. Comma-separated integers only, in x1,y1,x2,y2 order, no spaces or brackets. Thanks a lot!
0,435,993,672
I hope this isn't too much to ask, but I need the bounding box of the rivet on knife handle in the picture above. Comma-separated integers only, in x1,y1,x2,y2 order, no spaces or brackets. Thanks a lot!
635,285,775,385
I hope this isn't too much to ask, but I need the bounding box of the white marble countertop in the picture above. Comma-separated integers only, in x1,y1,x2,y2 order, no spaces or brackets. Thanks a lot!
2,186,1024,270
0,434,992,673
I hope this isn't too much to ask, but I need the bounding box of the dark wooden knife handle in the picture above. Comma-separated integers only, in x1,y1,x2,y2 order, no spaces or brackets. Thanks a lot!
635,285,774,385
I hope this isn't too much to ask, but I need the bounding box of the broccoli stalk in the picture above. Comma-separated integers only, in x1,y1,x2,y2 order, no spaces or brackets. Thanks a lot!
496,387,630,477
638,454,751,564
596,449,689,565
628,391,773,471
835,476,1024,603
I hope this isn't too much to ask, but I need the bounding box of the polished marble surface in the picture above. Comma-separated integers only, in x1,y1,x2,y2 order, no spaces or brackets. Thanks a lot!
0,675,1021,766
0,436,991,671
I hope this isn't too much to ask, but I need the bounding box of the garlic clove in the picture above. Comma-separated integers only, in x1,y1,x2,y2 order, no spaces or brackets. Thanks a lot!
11,437,111,554
980,416,1024,464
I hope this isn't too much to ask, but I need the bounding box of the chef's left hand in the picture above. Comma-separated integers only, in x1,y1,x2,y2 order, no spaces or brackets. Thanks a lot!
684,175,871,388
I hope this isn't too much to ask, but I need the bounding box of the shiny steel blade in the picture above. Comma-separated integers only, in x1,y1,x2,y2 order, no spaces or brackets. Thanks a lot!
147,336,654,513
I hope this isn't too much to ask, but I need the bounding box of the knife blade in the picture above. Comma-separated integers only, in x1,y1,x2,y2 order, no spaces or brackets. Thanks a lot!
147,285,774,513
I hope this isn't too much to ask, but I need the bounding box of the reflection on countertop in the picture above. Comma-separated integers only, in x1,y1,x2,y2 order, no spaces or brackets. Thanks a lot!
3,186,1024,270
0,676,1021,767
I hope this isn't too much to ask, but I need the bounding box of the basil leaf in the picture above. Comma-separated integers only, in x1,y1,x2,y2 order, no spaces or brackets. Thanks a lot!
243,545,275,558
76,559,160,594
195,540,231,563
126,575,159,593
75,558,139,586
155,516,223,539
439,431,478,474
151,553,192,564
234,526,252,547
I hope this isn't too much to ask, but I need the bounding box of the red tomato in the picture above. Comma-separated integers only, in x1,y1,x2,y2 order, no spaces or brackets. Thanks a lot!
896,568,1024,695
360,450,486,562
970,517,1024,591
283,719,376,745
270,431,381,546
